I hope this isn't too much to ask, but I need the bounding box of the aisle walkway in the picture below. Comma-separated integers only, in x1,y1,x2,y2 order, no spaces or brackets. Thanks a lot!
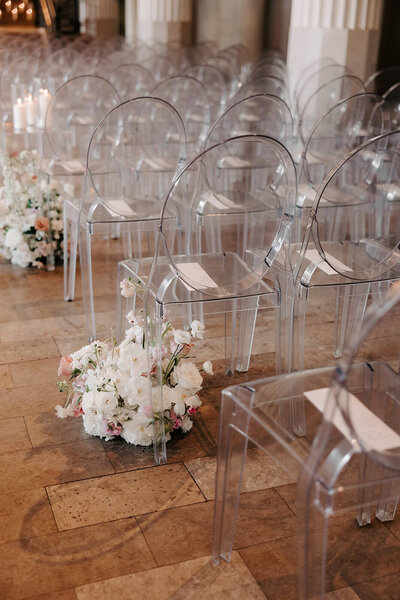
0,238,399,600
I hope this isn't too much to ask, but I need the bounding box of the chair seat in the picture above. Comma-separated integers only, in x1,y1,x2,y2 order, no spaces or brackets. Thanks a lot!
294,240,400,288
134,251,277,305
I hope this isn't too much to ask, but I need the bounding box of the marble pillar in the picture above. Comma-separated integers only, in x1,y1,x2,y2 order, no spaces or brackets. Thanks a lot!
79,0,120,37
125,0,193,47
286,0,384,95
196,0,265,60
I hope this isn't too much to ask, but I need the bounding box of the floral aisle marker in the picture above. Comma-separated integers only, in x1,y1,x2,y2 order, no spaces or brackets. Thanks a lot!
56,284,213,445
0,150,74,268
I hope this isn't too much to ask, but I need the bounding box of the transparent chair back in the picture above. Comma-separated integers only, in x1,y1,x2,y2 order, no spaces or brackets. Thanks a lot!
296,63,349,119
298,74,365,144
44,75,121,181
297,92,390,216
185,64,227,121
365,65,400,94
205,93,293,150
109,64,155,101
142,55,177,82
296,129,400,283
151,75,211,155
234,75,291,106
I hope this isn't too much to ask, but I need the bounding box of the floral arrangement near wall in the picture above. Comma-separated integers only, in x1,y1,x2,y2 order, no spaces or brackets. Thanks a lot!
0,150,74,268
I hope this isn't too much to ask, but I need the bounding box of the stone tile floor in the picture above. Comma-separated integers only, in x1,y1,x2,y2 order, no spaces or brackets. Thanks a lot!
0,236,400,599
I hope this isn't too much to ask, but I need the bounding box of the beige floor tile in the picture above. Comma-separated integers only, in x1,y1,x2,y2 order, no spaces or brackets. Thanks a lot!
0,488,57,544
0,315,85,344
324,589,361,599
0,383,61,419
185,448,295,500
0,416,31,454
75,551,266,600
0,364,14,389
24,412,90,447
47,463,205,530
0,438,114,494
26,591,77,600
0,337,60,364
137,488,295,567
0,517,155,600
104,427,208,473
9,357,61,387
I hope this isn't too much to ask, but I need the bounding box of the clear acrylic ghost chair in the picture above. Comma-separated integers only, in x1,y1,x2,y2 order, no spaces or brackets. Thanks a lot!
295,63,349,123
382,81,400,130
212,282,400,599
116,135,297,464
292,58,337,108
81,96,187,340
185,64,227,121
142,55,177,82
296,92,390,239
151,75,211,155
201,95,294,258
289,130,400,376
365,65,400,94
72,55,113,79
246,62,288,86
298,75,365,146
233,75,291,107
109,64,155,101
205,93,294,150
207,54,237,98
40,75,121,302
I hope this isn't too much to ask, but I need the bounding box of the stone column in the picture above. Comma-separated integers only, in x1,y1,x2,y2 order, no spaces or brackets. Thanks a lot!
286,0,384,95
79,0,119,37
126,0,193,47
196,0,265,60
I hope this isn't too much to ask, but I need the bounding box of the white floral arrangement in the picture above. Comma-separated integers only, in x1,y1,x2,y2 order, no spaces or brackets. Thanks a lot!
56,292,213,445
0,150,74,268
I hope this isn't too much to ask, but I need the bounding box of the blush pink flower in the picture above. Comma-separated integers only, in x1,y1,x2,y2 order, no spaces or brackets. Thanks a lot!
105,421,122,436
35,216,49,232
58,355,73,377
170,410,182,429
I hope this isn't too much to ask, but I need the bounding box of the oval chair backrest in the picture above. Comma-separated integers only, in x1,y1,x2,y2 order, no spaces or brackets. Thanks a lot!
158,134,297,298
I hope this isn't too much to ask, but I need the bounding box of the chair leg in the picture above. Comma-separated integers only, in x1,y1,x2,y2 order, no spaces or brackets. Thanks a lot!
212,388,252,564
333,283,370,359
63,203,78,302
235,295,259,372
79,225,96,342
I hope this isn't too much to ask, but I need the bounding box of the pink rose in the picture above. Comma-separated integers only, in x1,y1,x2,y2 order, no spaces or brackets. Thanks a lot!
35,216,49,232
58,355,73,377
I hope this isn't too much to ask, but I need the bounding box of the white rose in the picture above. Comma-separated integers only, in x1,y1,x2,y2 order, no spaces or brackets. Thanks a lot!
5,228,24,249
121,414,154,446
191,320,205,339
181,413,193,433
202,360,213,375
173,361,203,392
120,278,136,298
173,329,191,345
